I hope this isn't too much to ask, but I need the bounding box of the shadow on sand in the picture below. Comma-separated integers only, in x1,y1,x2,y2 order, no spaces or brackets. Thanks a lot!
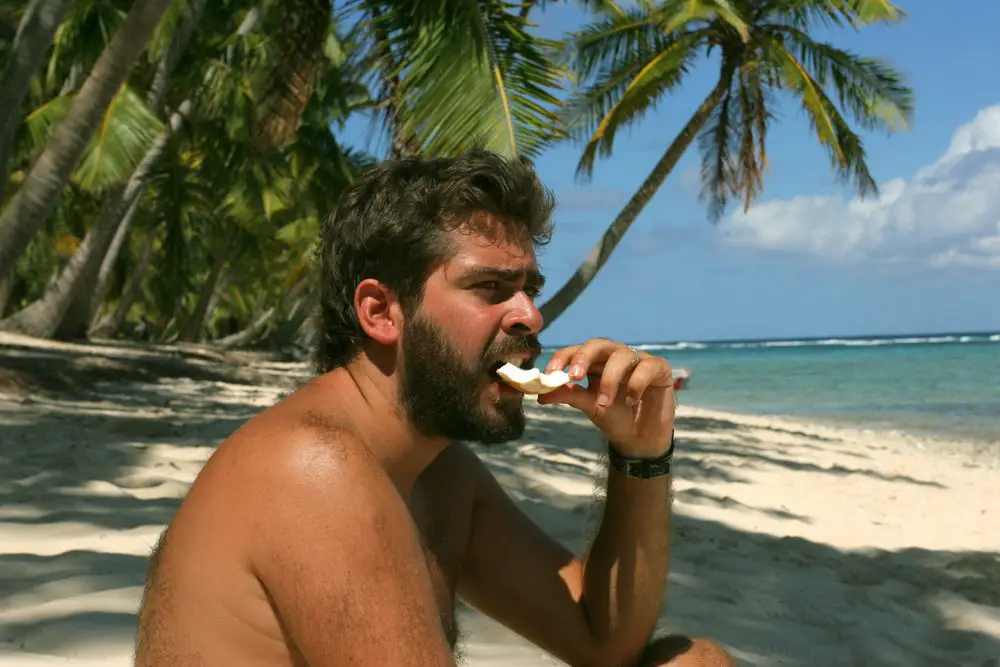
0,338,997,666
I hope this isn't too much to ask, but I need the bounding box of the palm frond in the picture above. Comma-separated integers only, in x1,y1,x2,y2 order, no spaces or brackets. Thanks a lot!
758,0,905,30
653,0,749,41
697,76,738,221
567,29,704,177
24,84,165,192
388,0,565,158
765,24,913,132
767,39,877,197
567,7,666,83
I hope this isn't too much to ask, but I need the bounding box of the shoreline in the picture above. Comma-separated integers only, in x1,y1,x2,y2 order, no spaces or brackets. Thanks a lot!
1,337,999,665
675,401,1000,472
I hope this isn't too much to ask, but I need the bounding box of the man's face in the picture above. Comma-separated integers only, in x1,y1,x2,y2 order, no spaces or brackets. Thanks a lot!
397,227,545,444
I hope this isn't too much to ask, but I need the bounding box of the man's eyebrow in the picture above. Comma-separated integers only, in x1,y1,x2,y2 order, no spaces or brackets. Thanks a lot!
462,266,546,287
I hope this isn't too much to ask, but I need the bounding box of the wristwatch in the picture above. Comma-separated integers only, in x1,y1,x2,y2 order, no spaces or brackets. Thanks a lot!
608,431,675,479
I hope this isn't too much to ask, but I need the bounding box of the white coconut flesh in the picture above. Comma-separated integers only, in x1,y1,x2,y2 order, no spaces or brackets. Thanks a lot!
494,362,571,395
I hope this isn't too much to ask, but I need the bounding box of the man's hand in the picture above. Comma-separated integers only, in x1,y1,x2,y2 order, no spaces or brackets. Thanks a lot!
538,338,676,458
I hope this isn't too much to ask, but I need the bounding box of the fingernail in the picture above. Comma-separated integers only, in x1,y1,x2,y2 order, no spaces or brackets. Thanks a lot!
625,396,636,407
570,364,583,378
597,393,610,407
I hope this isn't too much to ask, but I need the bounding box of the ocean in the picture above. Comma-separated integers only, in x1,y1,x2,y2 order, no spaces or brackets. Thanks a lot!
540,332,1000,446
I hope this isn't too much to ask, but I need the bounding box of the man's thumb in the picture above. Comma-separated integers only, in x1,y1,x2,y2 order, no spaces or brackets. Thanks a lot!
537,383,596,413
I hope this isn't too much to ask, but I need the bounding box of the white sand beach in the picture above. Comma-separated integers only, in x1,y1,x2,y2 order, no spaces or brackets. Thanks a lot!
1,333,998,666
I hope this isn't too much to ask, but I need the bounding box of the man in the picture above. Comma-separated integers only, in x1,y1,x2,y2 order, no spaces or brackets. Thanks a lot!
133,151,735,667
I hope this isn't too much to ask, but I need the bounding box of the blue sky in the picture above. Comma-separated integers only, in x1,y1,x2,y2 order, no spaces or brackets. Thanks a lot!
338,2,1000,346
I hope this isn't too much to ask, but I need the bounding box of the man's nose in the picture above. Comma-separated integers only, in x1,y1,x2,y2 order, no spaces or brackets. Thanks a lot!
502,292,544,336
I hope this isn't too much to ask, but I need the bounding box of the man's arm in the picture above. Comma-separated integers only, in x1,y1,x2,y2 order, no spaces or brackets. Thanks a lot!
252,436,456,667
459,450,670,667
460,340,675,667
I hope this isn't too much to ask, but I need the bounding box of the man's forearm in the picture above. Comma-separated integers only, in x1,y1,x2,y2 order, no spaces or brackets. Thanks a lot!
581,467,672,664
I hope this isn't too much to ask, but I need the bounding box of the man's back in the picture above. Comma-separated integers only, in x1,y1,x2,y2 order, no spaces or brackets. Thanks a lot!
134,381,478,666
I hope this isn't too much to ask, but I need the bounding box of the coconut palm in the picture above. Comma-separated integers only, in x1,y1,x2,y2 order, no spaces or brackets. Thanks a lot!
0,0,176,275
350,0,565,158
0,0,75,205
0,0,206,339
537,0,914,327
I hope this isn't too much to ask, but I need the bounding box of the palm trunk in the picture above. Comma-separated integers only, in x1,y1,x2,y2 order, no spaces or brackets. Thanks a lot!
538,75,731,329
0,0,175,273
0,268,15,316
0,0,75,205
178,225,237,342
88,6,262,341
90,228,157,338
0,101,191,338
87,189,142,322
215,306,276,349
10,0,204,339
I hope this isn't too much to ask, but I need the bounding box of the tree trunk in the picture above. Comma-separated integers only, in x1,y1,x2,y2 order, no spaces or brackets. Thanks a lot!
215,306,275,349
537,74,732,329
6,0,204,339
88,6,263,341
0,0,175,273
0,0,75,205
0,100,191,338
90,228,157,338
56,96,194,338
0,268,14,316
86,190,142,322
178,225,236,342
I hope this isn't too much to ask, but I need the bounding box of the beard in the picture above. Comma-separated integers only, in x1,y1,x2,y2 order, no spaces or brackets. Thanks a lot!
399,313,540,445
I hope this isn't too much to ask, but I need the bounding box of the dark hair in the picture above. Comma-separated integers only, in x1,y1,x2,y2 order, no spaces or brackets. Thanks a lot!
312,150,556,373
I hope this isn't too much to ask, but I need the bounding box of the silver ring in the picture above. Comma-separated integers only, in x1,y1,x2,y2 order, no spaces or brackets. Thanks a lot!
627,345,640,366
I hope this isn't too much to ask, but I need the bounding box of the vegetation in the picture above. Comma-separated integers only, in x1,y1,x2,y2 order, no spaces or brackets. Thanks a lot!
0,0,913,348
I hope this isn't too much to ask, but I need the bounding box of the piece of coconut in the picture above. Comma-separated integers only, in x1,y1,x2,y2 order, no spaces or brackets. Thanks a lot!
495,362,570,395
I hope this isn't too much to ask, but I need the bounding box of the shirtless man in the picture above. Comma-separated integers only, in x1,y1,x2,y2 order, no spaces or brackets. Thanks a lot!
133,151,735,667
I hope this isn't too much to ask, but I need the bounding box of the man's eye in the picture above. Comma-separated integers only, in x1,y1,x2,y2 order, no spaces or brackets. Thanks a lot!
477,281,500,291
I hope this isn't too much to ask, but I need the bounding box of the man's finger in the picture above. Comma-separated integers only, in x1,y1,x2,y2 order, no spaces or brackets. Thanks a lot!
625,358,672,405
544,345,580,373
536,383,598,417
563,338,620,381
595,346,641,409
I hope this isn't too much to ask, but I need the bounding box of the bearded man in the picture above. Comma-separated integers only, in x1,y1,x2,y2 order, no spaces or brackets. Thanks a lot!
133,151,735,667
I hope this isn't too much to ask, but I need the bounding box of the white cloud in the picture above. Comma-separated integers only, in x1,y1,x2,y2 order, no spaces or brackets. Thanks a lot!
721,105,1000,269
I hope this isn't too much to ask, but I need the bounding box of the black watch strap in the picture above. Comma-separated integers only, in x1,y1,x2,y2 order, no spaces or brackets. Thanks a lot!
608,431,674,479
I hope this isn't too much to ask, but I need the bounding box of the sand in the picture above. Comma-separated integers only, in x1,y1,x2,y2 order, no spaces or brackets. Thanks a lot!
1,333,998,666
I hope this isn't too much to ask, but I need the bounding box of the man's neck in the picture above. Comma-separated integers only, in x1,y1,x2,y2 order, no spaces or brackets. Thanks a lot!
309,358,449,496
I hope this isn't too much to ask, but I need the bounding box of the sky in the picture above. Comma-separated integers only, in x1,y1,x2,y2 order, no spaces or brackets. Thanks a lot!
338,1,1000,346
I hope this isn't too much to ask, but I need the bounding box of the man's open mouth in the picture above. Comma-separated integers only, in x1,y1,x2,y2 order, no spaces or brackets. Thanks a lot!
488,358,533,379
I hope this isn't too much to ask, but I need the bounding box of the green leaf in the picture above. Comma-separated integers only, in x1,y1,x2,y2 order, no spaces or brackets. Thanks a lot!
24,84,165,192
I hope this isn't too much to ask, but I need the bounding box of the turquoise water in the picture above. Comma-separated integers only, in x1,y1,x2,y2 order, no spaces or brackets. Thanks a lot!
540,332,1000,445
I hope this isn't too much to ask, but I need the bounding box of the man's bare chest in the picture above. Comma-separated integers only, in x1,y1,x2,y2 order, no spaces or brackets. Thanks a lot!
408,448,479,647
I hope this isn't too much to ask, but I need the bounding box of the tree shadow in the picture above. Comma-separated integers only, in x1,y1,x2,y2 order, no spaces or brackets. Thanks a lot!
0,551,147,657
1,341,997,666
470,427,1000,667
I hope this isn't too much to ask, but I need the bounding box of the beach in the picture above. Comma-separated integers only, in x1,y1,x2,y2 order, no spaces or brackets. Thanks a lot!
1,333,998,666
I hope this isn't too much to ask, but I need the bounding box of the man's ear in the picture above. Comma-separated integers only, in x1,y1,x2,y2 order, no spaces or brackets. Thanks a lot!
354,279,403,345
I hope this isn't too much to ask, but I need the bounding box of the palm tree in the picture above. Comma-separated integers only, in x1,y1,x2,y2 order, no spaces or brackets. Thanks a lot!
351,0,565,159
0,0,208,339
537,0,914,327
0,0,176,275
0,0,75,205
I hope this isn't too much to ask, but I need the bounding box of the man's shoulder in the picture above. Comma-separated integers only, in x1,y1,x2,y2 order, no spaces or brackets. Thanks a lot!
247,409,384,500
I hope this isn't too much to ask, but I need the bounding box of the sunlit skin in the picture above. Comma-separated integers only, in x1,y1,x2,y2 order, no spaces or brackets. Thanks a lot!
132,222,734,667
